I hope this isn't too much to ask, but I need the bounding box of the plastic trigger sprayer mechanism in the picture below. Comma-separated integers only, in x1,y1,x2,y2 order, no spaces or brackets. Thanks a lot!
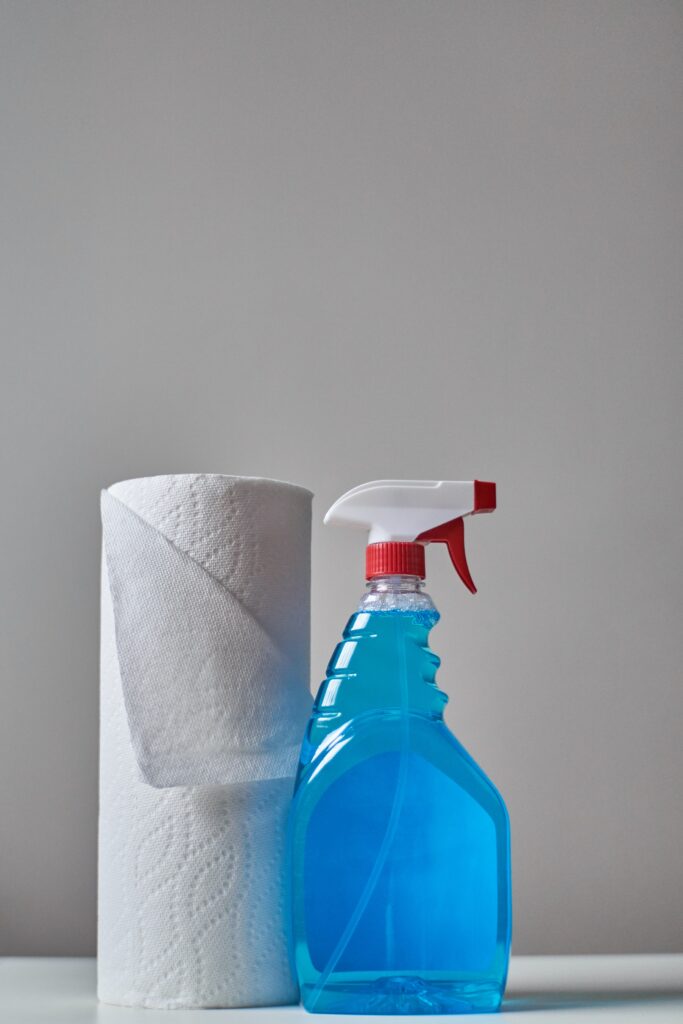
324,479,497,591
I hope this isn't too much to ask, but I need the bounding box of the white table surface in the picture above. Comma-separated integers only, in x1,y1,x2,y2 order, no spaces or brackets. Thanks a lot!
1,956,682,1023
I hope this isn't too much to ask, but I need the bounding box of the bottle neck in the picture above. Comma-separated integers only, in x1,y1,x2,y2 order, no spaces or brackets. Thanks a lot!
359,574,437,614
366,574,424,593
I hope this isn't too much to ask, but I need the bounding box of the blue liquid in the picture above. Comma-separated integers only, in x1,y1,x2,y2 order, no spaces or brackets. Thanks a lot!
287,607,511,1014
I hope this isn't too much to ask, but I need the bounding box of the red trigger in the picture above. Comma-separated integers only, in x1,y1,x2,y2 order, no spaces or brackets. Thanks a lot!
416,517,477,593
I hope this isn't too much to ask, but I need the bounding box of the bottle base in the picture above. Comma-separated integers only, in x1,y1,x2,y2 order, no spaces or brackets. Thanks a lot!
300,975,504,1015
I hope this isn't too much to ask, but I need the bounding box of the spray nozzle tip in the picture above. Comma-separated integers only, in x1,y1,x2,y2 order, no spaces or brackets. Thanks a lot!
473,480,496,513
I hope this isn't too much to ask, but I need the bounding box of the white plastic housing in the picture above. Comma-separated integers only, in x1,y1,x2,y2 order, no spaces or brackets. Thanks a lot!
324,480,480,544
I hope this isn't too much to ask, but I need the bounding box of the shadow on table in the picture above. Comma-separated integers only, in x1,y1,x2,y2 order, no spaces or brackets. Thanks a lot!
503,991,683,1013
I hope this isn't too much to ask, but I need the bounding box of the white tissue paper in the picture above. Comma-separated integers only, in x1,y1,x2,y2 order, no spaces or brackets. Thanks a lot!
98,474,312,1008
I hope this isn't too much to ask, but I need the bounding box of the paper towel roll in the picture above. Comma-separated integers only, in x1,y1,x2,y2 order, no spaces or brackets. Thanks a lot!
98,475,311,1008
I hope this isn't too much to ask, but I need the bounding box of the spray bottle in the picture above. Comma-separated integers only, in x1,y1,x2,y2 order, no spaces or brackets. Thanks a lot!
287,480,511,1015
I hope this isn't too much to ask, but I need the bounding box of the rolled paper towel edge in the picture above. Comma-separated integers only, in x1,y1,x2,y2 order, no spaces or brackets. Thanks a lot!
133,742,304,789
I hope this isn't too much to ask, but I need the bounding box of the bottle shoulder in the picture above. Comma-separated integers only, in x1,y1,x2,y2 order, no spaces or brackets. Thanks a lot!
295,710,508,831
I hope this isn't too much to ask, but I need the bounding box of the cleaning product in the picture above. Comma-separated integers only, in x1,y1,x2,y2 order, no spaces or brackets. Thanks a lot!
287,480,511,1015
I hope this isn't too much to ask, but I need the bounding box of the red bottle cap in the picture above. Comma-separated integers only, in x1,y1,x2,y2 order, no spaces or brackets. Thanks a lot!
365,542,426,580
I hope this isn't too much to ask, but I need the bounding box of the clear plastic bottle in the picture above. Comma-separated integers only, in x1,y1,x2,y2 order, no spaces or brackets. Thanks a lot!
287,571,511,1014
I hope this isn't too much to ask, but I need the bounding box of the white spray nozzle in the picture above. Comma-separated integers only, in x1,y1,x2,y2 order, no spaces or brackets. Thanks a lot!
324,480,493,543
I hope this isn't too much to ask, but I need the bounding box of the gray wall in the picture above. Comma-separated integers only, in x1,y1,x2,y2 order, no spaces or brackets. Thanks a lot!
1,0,682,957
